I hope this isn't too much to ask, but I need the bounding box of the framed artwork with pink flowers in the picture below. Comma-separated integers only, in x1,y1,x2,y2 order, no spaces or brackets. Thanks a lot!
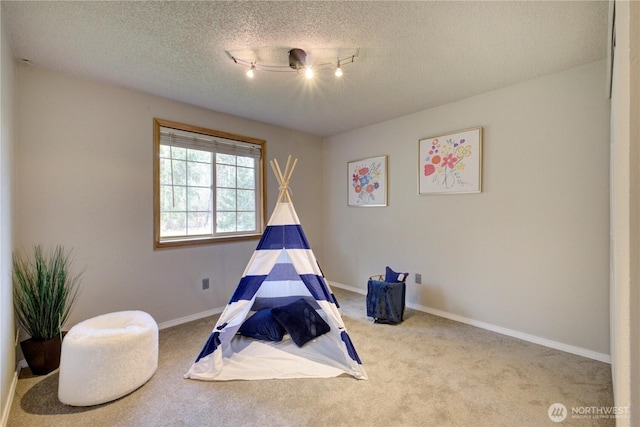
419,127,482,195
348,155,387,206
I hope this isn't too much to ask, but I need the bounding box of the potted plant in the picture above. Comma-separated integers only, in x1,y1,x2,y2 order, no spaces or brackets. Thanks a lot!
13,245,83,375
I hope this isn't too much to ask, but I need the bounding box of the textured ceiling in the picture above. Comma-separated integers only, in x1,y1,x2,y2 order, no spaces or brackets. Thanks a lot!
2,1,608,137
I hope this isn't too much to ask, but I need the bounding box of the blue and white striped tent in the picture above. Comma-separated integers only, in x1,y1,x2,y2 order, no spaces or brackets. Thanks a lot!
185,158,367,381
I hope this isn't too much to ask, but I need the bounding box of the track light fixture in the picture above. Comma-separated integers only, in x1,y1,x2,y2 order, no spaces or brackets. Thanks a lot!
226,47,358,80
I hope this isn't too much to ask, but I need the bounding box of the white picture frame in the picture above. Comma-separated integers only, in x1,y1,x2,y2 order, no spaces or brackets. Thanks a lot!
348,155,388,207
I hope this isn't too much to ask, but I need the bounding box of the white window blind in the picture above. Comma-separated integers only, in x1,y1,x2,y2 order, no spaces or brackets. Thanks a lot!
159,130,262,159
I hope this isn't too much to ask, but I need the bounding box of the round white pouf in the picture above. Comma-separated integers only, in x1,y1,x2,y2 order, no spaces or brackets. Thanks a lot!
58,310,158,406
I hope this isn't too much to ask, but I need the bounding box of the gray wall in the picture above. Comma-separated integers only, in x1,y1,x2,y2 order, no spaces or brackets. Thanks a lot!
14,66,324,328
323,61,611,359
0,9,16,424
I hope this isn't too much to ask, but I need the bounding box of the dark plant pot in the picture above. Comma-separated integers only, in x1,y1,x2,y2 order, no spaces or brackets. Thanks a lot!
20,335,63,375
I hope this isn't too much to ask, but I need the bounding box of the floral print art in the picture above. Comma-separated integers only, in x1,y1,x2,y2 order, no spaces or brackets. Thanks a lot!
350,159,383,205
419,128,482,194
423,137,472,189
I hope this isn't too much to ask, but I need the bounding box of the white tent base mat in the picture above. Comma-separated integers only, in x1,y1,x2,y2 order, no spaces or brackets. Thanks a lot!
208,334,356,381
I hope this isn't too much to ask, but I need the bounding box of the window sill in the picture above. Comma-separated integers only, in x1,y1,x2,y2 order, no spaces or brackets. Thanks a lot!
154,233,261,250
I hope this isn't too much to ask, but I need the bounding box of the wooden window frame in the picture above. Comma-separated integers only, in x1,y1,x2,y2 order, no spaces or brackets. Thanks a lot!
153,118,266,249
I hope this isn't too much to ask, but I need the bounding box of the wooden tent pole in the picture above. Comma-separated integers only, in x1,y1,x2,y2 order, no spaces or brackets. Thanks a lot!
271,156,298,204
283,155,292,183
273,159,286,186
271,160,283,204
282,157,297,203
285,159,298,187
270,160,282,186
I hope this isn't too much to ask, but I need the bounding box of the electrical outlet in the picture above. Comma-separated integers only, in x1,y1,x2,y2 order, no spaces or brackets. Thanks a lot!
415,273,422,284
202,278,210,290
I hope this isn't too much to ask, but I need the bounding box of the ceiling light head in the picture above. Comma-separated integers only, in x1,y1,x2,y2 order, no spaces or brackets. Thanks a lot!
246,63,255,78
335,60,343,77
305,67,314,79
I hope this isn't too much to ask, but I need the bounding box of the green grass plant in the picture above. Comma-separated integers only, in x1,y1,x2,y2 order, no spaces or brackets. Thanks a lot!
13,245,83,340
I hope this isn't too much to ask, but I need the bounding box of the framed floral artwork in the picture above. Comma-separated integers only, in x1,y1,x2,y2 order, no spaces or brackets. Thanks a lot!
348,155,387,206
419,127,482,195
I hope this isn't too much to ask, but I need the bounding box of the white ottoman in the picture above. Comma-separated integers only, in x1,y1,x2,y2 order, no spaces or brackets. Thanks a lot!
58,310,158,406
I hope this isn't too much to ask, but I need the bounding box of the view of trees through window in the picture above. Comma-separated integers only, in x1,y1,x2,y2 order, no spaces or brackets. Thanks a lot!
159,148,257,237
216,154,256,233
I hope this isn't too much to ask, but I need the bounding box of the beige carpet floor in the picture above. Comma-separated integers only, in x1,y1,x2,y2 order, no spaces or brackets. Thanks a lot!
7,288,614,427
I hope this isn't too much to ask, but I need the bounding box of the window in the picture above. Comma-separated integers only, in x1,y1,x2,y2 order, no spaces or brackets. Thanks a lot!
153,118,266,249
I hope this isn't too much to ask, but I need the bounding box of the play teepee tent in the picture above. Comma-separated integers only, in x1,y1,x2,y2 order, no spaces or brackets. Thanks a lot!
185,156,367,381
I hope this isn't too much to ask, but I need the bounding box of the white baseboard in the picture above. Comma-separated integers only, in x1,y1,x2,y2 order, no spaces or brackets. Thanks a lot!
157,307,224,330
329,281,611,364
329,281,366,296
1,369,19,427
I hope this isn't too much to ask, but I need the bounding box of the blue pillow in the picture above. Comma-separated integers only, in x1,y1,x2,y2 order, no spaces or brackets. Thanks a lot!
271,299,330,347
385,266,408,283
237,308,285,342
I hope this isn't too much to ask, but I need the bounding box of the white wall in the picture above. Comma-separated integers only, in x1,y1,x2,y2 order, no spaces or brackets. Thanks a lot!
14,67,324,328
0,9,16,425
323,61,610,357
